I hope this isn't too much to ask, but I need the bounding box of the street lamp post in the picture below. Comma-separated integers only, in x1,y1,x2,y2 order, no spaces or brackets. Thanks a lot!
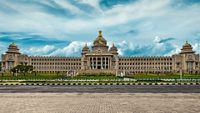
198,40,200,74
180,69,182,80
15,69,18,76
195,39,200,74
179,62,183,81
115,62,118,76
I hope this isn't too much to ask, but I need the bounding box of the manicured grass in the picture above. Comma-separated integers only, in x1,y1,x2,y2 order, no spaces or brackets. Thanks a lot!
70,75,122,80
0,73,66,80
0,73,122,80
126,73,200,79
0,73,200,81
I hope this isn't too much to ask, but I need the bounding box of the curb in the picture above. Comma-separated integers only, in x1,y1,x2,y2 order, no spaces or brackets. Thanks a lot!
0,82,199,86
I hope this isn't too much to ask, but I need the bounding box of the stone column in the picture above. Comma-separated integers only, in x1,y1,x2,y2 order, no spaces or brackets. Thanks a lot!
89,57,91,69
108,57,109,69
107,57,109,69
105,57,107,69
96,57,97,69
110,57,112,69
104,57,105,69
101,57,103,69
92,57,94,69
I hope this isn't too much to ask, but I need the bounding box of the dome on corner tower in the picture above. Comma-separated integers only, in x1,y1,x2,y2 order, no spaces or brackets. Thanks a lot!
93,31,107,46
180,41,194,54
82,44,89,51
82,43,90,55
182,41,192,48
6,42,20,54
110,43,118,51
9,42,17,48
110,43,118,55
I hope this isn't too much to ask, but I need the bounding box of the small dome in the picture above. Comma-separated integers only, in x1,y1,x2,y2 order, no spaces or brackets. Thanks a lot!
110,43,118,51
180,41,194,54
183,41,192,48
181,41,193,50
82,44,89,51
6,42,20,54
93,31,107,46
9,42,17,48
82,44,90,55
110,43,118,55
8,42,19,50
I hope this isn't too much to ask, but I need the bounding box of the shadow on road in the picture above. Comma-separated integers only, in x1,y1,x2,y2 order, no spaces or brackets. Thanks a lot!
0,85,200,93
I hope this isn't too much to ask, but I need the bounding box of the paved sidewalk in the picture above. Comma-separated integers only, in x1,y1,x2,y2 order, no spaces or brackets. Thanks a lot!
0,93,199,113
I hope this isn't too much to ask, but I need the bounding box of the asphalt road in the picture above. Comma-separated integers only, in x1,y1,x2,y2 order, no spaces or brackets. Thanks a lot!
0,85,200,93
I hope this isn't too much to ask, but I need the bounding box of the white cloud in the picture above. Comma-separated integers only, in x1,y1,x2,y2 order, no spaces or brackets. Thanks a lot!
0,0,200,54
6,38,198,58
54,0,83,14
153,36,161,43
22,45,56,56
114,36,179,56
193,43,200,54
0,42,7,55
49,41,92,56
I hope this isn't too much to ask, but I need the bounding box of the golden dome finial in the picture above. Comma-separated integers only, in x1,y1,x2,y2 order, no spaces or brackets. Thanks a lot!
98,30,102,37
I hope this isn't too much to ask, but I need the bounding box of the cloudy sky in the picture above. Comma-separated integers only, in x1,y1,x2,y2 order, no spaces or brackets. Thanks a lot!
0,0,200,57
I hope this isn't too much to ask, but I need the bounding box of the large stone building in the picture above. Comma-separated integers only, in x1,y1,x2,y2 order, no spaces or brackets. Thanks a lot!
1,31,200,75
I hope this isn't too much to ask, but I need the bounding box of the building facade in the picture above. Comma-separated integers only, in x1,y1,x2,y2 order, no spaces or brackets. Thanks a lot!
1,31,200,75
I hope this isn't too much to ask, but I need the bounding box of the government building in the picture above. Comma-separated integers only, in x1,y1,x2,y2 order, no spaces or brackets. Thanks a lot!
1,31,200,75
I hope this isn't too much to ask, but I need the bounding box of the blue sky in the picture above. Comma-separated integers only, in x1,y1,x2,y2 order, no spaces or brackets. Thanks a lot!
0,0,200,57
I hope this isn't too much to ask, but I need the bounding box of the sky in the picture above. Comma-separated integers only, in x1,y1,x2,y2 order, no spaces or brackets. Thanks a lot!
0,0,200,57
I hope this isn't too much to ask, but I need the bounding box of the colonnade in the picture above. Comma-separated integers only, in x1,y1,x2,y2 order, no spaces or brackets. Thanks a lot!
89,56,112,69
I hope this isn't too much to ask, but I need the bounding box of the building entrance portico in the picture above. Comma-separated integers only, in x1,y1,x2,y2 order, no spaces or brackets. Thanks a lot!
80,31,119,74
87,55,113,70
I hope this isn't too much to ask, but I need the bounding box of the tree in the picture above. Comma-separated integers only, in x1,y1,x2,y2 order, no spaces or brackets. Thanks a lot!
23,65,33,75
10,65,34,76
27,65,33,73
10,67,18,76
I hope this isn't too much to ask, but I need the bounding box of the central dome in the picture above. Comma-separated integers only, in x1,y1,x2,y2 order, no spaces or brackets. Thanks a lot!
92,31,109,54
93,31,107,46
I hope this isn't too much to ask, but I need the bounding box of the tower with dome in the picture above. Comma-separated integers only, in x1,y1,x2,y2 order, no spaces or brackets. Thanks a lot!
1,43,28,70
80,31,119,74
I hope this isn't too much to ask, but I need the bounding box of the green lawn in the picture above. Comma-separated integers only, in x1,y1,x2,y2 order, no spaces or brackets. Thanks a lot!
0,73,200,81
126,73,200,79
0,73,65,80
0,73,122,80
70,75,122,80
